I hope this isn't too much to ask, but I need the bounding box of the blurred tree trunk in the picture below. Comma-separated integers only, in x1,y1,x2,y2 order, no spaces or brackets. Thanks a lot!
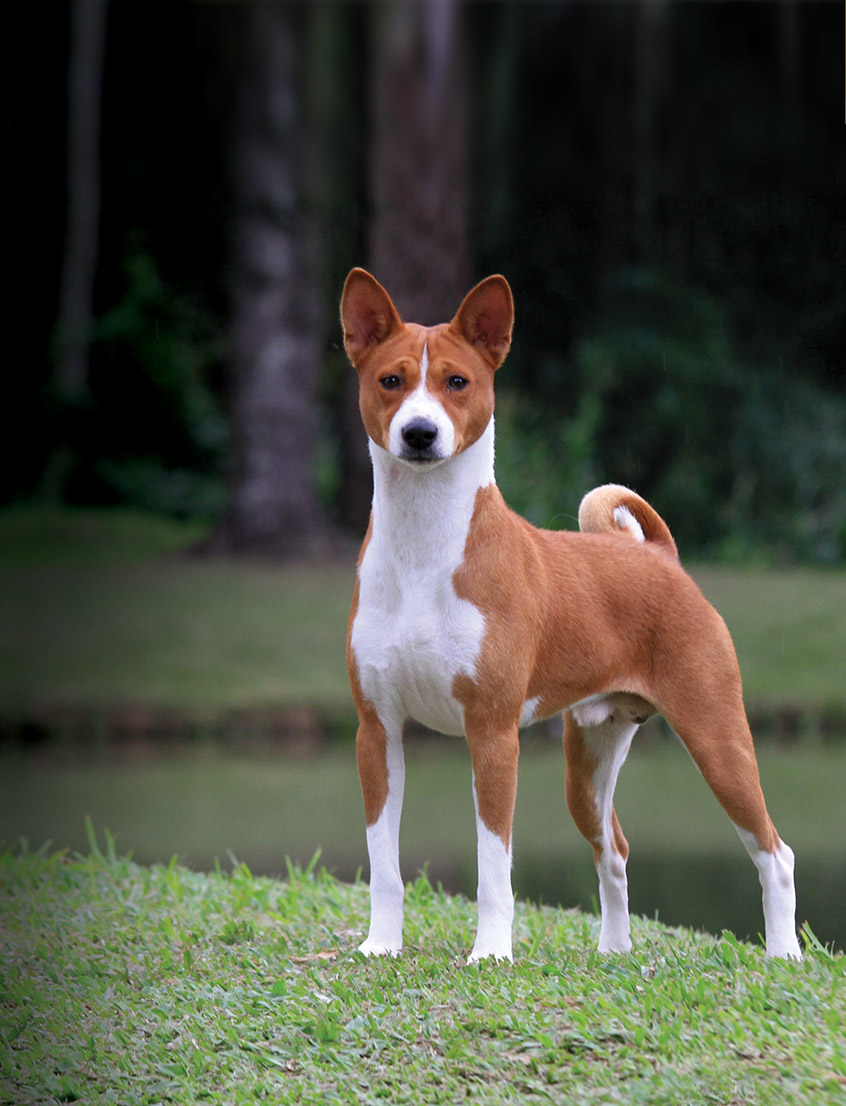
44,0,108,502
338,0,472,533
54,0,108,402
368,0,471,321
303,4,372,537
206,3,332,559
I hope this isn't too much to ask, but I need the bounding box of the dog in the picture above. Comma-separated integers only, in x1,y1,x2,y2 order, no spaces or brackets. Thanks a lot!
341,267,801,963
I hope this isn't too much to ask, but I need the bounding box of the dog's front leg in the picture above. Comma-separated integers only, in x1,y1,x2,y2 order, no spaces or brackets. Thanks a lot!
466,722,519,963
356,710,405,956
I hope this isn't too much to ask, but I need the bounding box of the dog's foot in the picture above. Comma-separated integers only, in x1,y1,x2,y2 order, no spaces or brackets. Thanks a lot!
467,941,513,964
597,937,633,955
766,935,802,960
358,937,402,958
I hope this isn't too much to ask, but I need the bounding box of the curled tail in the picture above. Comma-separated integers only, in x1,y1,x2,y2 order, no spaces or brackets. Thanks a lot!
578,484,679,561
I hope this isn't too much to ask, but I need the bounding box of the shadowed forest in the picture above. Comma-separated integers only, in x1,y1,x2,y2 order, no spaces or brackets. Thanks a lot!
12,0,846,563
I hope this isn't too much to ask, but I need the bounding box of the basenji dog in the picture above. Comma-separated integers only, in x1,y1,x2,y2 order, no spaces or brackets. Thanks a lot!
341,267,801,963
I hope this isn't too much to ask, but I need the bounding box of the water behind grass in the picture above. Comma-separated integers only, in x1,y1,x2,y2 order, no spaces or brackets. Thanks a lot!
2,741,842,951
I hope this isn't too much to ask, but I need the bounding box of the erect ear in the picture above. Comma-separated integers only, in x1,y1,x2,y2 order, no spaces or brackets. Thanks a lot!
450,275,514,370
340,268,403,367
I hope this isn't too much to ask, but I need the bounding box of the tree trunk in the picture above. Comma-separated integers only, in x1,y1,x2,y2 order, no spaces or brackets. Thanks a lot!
368,0,471,323
54,0,108,403
336,0,472,534
43,0,108,502
206,3,331,559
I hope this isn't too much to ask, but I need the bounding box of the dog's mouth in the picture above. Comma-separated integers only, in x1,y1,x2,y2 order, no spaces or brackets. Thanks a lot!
397,447,445,467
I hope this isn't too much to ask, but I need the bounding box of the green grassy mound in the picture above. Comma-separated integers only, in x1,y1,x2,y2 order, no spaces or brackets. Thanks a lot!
1,828,843,1105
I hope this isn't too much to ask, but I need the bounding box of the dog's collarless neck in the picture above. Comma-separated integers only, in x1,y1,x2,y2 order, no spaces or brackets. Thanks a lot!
366,418,495,569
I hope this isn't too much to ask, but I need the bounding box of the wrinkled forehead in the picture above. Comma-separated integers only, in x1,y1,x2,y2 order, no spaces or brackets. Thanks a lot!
396,323,433,366
418,323,475,363
360,322,463,374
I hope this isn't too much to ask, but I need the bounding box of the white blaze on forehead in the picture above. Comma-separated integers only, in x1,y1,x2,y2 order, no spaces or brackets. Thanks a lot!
388,340,456,461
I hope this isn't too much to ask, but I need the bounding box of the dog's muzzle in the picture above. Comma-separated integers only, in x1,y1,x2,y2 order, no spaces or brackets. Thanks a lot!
400,417,441,462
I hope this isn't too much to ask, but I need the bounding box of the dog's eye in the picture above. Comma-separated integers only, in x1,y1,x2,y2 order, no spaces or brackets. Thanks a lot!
447,375,469,391
380,375,402,391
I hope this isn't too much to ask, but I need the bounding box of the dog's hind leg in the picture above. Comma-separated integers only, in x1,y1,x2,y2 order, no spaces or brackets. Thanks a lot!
356,706,406,956
564,705,639,953
663,691,801,959
734,824,800,959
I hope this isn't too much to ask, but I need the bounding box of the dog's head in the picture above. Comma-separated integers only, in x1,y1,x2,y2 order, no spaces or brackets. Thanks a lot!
341,269,513,468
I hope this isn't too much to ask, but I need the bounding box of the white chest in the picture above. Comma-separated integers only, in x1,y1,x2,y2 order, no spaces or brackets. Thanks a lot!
349,429,494,736
351,550,485,736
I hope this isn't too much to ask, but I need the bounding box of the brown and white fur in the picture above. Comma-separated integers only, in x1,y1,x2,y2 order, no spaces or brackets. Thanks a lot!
341,267,801,963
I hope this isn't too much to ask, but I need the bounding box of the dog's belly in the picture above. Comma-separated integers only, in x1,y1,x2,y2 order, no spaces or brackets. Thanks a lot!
351,579,486,736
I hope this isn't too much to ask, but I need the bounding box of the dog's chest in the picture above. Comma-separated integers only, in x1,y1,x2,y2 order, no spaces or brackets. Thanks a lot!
351,542,485,736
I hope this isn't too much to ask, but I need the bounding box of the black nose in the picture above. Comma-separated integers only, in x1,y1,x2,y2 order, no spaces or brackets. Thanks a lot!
402,418,438,451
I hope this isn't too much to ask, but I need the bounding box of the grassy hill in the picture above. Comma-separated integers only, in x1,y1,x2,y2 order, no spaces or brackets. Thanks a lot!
1,835,843,1106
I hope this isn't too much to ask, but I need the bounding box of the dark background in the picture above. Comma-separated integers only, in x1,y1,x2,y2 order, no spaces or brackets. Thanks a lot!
10,0,846,562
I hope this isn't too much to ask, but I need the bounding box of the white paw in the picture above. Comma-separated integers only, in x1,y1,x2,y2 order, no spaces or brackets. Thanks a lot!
358,937,401,958
767,937,802,960
467,943,513,964
597,934,633,954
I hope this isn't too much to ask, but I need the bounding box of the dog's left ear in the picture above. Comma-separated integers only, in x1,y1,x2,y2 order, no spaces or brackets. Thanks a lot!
450,275,514,370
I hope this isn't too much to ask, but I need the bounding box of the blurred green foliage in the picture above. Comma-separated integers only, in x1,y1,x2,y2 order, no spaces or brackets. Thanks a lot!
498,268,846,562
51,243,229,519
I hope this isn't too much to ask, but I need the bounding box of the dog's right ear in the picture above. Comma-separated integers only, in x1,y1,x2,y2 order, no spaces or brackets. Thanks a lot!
341,269,403,366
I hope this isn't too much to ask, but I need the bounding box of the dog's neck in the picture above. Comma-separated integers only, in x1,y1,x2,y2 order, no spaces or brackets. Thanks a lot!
367,418,496,574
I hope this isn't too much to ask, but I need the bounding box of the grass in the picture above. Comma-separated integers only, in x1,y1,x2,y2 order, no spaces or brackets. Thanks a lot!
693,566,846,711
0,508,353,717
1,506,844,720
0,507,210,568
1,557,352,714
1,832,844,1106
